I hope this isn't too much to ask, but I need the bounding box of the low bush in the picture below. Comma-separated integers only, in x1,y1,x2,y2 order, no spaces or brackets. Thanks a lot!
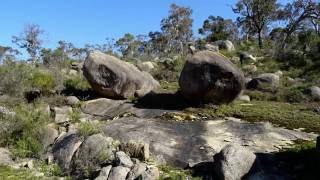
0,103,50,158
28,70,55,94
78,122,100,137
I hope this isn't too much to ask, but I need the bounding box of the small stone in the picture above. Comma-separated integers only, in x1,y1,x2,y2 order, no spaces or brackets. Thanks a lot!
66,96,80,106
115,151,134,168
98,165,112,177
107,166,130,180
126,162,147,180
237,95,250,102
141,166,160,180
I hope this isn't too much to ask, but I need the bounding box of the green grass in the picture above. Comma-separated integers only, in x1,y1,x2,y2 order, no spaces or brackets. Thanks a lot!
0,166,40,180
78,122,101,137
185,101,320,133
159,165,202,180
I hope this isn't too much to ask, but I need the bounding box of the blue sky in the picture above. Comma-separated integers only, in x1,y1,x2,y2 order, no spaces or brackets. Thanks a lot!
1,0,290,54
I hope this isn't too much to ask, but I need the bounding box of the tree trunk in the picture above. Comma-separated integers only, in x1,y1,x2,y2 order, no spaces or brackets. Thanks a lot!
258,31,263,49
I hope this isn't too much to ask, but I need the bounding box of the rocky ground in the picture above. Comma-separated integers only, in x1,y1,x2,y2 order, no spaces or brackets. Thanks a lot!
0,47,320,180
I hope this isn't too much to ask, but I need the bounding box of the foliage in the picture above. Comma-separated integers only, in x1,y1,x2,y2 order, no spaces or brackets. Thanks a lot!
159,165,202,180
0,103,50,158
233,0,279,48
199,16,238,42
157,3,193,56
0,62,33,97
78,122,100,137
28,70,55,94
63,74,91,94
12,24,44,63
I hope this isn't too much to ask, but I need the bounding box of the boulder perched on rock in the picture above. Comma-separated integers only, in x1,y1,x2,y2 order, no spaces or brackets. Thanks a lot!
247,73,280,91
83,51,159,99
213,144,256,180
179,51,245,104
71,133,119,178
213,40,235,52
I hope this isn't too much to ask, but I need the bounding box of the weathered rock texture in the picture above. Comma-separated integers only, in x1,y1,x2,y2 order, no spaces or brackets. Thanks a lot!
179,51,245,104
83,51,159,99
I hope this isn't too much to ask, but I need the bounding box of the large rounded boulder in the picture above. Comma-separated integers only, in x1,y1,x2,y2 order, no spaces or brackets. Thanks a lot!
179,51,245,104
83,51,160,99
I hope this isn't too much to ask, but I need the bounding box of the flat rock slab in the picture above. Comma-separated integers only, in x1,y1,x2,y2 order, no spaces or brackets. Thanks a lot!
102,117,316,167
81,98,172,119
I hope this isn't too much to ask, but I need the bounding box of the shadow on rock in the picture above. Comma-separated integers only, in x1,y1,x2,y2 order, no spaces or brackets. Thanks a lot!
133,91,193,110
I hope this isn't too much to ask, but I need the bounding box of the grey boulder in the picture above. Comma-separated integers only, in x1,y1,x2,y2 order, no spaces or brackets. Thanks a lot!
115,151,134,168
107,166,130,180
0,148,14,166
247,73,280,91
213,40,235,52
179,51,245,104
213,144,256,180
83,51,159,99
52,132,82,172
71,133,119,178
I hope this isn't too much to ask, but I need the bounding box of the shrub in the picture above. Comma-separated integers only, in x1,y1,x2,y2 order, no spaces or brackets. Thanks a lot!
63,74,91,94
0,103,50,158
28,70,55,94
0,62,32,97
78,122,100,137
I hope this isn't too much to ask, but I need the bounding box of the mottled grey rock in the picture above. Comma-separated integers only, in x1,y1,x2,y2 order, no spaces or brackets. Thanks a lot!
95,165,112,180
0,148,13,166
53,106,72,124
81,98,168,119
137,61,155,72
115,151,133,168
213,144,256,180
141,166,160,180
240,52,256,63
66,96,80,106
41,125,59,149
71,133,119,178
127,162,147,180
309,86,320,101
52,132,82,172
102,117,315,167
205,44,219,52
107,166,130,180
83,51,159,99
237,95,250,102
179,51,245,104
247,73,280,91
213,40,235,52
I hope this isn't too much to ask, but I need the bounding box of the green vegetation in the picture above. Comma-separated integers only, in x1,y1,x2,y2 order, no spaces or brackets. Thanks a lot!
28,70,55,94
78,122,101,137
185,101,320,133
0,103,50,158
159,165,202,180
